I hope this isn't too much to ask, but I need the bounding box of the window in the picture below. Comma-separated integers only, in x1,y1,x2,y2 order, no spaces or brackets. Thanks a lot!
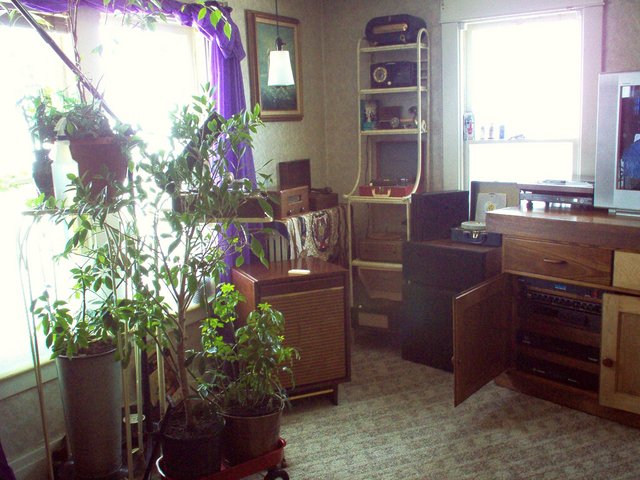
463,12,582,184
439,0,604,190
0,20,74,378
98,14,208,151
0,13,207,379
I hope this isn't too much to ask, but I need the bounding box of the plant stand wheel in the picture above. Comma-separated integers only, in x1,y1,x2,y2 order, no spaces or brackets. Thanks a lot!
264,468,289,480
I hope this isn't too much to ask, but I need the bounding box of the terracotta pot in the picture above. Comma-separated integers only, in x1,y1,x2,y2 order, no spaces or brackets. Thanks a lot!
69,137,128,198
221,406,283,466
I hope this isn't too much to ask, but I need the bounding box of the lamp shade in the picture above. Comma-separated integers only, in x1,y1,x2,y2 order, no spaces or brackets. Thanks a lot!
267,50,295,86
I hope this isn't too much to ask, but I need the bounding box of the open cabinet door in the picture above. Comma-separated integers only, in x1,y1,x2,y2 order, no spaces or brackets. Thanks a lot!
453,274,510,406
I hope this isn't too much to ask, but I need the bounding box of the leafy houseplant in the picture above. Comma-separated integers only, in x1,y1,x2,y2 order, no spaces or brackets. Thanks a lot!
29,168,144,479
22,90,138,202
194,285,298,466
122,89,272,478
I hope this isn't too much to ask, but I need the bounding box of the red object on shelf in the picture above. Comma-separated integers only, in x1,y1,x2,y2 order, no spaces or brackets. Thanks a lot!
156,438,287,480
358,185,413,197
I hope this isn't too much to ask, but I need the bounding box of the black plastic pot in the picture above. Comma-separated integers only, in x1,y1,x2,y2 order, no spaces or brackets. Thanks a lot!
160,403,225,480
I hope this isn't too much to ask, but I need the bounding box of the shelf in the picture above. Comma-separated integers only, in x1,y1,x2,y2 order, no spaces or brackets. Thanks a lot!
359,86,428,95
346,194,413,204
519,316,601,348
359,42,428,53
518,344,600,375
352,259,402,271
360,128,425,136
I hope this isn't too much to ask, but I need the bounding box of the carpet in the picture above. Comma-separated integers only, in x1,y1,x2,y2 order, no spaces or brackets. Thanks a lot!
274,334,640,480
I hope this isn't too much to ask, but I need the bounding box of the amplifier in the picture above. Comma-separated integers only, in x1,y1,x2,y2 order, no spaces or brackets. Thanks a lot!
518,279,602,332
518,331,600,364
518,355,599,391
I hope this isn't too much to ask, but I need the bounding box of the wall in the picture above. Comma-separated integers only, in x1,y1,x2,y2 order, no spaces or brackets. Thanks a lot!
321,0,444,194
4,1,640,478
603,0,640,73
228,0,329,189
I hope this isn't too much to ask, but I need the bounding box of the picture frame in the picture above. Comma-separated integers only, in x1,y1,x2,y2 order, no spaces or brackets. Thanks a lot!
245,10,303,122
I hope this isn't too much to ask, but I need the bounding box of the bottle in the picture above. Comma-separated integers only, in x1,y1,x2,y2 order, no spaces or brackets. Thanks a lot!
499,124,505,140
463,112,475,141
50,139,77,204
488,123,495,140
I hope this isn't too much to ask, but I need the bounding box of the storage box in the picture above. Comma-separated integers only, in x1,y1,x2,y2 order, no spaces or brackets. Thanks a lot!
310,191,339,210
358,236,403,262
357,268,402,301
278,159,338,212
358,185,414,197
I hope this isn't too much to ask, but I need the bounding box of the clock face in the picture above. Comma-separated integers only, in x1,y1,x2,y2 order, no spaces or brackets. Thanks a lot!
372,66,388,84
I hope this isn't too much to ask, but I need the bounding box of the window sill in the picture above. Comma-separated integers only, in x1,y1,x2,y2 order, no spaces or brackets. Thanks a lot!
0,359,57,401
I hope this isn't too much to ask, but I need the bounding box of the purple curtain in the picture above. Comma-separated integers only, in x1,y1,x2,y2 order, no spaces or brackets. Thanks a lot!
20,0,256,277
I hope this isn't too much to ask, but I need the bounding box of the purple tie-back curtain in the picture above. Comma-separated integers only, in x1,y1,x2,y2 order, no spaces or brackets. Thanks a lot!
20,0,257,277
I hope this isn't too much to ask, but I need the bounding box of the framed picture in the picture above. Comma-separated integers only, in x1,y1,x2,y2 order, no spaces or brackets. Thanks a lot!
245,10,303,122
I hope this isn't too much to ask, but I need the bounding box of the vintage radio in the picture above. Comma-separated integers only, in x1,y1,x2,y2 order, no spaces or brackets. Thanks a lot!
269,186,309,219
365,14,427,46
277,159,337,212
370,61,417,89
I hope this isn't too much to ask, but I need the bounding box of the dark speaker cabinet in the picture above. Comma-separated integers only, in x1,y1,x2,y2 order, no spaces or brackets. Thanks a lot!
231,258,350,403
402,239,501,371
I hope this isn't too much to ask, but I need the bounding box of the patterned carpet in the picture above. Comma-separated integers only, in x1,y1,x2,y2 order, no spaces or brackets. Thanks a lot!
274,334,640,480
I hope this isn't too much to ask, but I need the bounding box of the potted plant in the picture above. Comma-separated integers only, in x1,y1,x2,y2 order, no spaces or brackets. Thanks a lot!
125,89,273,479
19,90,59,198
29,169,144,479
21,90,138,202
193,285,298,467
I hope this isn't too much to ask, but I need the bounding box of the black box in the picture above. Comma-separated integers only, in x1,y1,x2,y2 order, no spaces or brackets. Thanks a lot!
410,190,469,241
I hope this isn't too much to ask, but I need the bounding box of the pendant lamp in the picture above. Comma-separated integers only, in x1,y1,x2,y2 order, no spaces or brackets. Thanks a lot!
267,0,294,86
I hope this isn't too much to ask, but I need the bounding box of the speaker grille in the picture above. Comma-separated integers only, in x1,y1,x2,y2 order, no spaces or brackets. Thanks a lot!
263,287,346,388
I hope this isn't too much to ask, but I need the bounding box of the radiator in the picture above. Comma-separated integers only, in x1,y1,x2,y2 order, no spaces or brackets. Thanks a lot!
265,231,291,262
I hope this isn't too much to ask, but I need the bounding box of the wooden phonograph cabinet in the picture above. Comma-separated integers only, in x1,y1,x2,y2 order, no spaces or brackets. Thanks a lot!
453,206,640,427
231,258,351,404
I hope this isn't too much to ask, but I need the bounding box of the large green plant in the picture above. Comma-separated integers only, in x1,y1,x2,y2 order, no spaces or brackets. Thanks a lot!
124,88,272,427
29,149,147,362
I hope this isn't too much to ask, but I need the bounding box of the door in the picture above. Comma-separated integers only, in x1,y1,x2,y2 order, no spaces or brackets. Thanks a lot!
600,293,640,414
453,274,510,406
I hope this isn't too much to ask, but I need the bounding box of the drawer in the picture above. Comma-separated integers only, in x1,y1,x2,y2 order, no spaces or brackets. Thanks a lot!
613,251,640,291
503,237,612,286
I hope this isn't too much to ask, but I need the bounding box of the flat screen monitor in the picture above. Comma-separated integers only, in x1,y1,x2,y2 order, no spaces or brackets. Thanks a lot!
594,71,640,214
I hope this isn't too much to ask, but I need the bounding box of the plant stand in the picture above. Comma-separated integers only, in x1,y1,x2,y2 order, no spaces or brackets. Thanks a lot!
156,438,288,480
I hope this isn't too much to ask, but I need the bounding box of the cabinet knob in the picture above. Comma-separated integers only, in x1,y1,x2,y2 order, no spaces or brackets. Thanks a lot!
602,357,615,368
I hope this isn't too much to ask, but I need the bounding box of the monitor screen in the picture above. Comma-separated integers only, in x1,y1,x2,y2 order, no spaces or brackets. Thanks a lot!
618,85,640,191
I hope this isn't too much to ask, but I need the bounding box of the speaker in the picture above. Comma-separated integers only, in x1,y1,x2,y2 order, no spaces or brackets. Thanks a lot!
410,190,469,241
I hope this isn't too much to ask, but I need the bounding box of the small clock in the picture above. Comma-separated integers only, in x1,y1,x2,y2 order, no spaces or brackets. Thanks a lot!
372,65,389,86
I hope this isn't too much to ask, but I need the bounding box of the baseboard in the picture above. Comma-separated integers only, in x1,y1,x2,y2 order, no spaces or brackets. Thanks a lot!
10,437,64,480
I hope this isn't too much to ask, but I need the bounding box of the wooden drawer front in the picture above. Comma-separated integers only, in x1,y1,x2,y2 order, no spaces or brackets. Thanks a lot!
613,251,640,291
264,287,347,389
503,237,612,285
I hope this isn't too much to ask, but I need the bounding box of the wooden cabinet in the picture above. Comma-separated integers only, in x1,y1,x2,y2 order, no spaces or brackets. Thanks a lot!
402,239,502,372
600,293,640,414
454,207,640,427
231,258,350,404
